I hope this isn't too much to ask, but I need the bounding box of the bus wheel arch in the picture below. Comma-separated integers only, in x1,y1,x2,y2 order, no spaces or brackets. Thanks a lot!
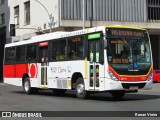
71,72,83,90
22,74,38,94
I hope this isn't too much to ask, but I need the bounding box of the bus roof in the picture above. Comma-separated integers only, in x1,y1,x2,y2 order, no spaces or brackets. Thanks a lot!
5,25,146,48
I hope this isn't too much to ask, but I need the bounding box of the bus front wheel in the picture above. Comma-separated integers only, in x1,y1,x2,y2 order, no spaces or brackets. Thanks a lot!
75,78,89,99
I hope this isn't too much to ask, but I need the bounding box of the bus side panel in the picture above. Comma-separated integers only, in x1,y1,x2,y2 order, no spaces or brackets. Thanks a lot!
47,61,85,89
4,65,15,78
15,64,28,78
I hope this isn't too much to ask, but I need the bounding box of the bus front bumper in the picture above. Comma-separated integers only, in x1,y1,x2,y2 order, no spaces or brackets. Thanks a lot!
104,78,153,91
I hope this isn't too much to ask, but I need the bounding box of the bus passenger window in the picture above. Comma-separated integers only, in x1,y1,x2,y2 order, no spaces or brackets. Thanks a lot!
26,44,37,62
5,47,15,63
68,36,84,59
52,39,67,61
16,46,26,62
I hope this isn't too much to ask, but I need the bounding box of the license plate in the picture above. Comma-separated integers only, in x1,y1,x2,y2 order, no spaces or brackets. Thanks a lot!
129,86,138,90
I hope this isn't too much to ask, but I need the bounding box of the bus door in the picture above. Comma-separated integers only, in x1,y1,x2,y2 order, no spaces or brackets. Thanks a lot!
38,42,48,87
88,40,101,90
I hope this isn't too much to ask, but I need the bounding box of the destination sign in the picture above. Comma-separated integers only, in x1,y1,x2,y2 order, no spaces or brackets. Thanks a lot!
108,28,144,37
69,37,83,43
112,58,129,64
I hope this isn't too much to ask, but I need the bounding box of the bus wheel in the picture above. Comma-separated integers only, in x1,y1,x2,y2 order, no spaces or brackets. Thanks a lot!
23,77,33,94
110,91,125,99
75,78,88,99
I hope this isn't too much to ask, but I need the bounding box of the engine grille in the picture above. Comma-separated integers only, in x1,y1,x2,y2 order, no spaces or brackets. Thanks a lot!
122,83,146,89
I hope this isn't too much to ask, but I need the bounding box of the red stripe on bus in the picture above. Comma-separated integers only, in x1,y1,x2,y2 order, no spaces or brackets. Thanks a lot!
4,64,28,78
108,65,152,81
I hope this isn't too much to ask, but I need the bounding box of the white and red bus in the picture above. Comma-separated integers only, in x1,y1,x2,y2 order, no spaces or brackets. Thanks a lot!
4,26,153,99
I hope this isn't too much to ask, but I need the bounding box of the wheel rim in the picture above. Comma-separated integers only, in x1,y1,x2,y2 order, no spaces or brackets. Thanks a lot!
24,81,29,92
77,83,85,95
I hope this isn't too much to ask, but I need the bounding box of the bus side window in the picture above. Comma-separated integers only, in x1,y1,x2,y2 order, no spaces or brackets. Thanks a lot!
5,47,15,63
16,46,26,62
52,39,67,61
68,36,84,59
26,44,37,62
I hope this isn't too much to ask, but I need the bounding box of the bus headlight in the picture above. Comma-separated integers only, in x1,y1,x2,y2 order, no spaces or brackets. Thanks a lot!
147,72,153,81
108,71,118,81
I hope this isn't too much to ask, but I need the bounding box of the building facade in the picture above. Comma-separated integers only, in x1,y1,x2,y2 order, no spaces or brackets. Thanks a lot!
7,0,59,43
0,0,8,81
60,0,160,70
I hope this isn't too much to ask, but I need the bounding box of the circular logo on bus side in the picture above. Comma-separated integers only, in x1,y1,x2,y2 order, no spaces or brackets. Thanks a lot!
29,63,38,78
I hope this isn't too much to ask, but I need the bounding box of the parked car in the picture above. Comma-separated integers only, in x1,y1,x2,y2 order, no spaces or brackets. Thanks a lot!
153,70,160,82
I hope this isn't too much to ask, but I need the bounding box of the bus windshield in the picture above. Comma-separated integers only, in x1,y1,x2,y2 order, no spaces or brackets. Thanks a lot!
106,29,151,75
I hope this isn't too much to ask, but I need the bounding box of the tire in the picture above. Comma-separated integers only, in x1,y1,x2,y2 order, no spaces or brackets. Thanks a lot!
75,78,89,99
110,90,125,99
23,77,38,94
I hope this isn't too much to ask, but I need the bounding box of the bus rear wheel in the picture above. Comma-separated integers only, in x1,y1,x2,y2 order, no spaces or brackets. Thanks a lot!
75,78,89,99
110,90,125,99
23,77,32,94
23,77,38,94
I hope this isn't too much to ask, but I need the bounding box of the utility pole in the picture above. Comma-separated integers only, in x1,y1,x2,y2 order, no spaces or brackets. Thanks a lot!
90,0,93,28
83,0,85,29
34,0,52,33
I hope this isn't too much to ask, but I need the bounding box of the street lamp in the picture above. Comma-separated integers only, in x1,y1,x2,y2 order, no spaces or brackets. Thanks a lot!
34,0,52,33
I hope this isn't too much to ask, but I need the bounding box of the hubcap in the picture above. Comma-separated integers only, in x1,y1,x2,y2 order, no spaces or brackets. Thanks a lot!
77,84,84,95
24,81,29,92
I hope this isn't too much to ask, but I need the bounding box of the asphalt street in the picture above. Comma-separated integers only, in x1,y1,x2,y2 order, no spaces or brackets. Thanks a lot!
0,82,160,119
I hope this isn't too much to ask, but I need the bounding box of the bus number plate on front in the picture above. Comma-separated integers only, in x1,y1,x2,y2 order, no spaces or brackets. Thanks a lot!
129,86,138,90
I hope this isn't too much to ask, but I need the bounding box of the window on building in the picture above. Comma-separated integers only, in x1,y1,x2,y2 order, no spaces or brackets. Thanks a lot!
52,39,67,60
14,6,19,27
24,1,30,25
148,0,160,21
0,13,5,25
0,0,5,4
